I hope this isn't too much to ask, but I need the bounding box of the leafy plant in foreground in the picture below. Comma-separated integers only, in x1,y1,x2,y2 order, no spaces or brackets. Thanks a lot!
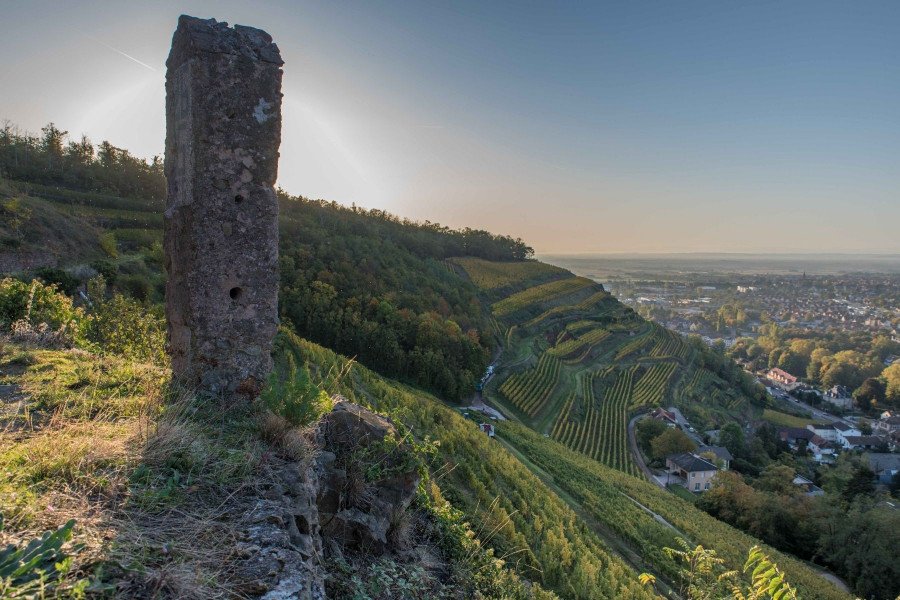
0,516,86,598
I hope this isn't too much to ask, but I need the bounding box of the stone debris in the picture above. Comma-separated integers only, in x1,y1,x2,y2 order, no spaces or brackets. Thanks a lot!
231,399,421,598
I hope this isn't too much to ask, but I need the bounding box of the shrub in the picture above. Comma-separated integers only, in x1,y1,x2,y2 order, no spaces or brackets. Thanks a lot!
98,231,117,258
81,277,166,365
32,267,80,294
261,353,332,427
0,278,80,330
89,259,118,285
117,274,152,301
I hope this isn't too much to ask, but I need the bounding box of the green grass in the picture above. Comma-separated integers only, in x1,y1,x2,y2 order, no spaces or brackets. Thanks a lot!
763,408,815,428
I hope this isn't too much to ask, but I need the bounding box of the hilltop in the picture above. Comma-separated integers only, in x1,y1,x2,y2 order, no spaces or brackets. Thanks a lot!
0,123,866,599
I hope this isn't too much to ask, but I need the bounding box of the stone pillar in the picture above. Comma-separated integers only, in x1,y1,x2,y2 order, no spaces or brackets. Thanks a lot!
164,15,283,397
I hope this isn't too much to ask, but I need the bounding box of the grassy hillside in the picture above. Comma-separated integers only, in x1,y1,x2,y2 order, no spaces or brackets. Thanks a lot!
452,257,767,477
282,330,847,600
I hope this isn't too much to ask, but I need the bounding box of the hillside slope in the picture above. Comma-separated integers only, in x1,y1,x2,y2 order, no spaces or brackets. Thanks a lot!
452,257,768,477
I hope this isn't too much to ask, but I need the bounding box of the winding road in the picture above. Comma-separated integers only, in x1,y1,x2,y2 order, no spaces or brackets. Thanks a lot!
627,413,666,489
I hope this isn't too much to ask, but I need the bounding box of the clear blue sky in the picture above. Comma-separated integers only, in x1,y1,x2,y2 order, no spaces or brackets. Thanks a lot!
1,0,898,253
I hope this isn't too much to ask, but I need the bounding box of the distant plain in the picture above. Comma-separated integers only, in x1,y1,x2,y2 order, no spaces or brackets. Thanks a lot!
540,253,900,278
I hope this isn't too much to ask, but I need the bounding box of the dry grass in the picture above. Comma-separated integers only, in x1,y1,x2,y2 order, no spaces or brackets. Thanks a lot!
0,341,284,598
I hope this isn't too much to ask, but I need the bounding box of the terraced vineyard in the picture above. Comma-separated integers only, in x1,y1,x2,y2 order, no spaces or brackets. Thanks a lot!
498,353,561,418
648,326,690,360
492,276,594,317
449,256,567,290
630,361,678,408
614,327,654,360
550,368,639,475
547,326,610,360
480,258,760,485
525,290,612,328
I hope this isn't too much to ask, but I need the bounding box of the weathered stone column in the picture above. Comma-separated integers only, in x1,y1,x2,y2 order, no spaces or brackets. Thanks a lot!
164,15,283,397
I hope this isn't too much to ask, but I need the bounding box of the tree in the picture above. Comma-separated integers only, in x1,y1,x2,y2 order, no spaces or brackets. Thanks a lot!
635,418,668,455
819,350,882,391
817,502,900,599
719,423,746,459
651,428,696,461
40,122,67,170
854,377,886,411
753,464,800,497
883,362,900,407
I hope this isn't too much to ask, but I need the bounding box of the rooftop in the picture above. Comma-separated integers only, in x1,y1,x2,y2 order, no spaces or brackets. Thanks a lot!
667,452,719,473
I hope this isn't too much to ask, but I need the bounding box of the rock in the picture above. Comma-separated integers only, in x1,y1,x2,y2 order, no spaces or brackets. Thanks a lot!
316,399,421,554
164,15,283,398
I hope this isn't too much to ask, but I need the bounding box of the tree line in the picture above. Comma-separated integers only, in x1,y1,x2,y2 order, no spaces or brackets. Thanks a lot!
0,121,165,200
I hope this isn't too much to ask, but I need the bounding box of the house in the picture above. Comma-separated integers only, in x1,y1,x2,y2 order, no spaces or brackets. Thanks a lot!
841,435,884,451
479,423,495,438
808,435,838,462
767,368,798,388
866,453,900,485
874,415,900,437
833,422,861,445
650,408,678,427
705,429,721,444
779,427,814,449
823,385,853,409
806,423,839,442
666,452,719,492
695,445,733,470
792,475,825,497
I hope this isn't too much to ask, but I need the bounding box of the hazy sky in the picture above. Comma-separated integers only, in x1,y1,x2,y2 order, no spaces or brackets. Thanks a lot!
2,1,898,253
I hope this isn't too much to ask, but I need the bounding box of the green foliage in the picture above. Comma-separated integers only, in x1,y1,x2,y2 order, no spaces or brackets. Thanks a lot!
279,333,656,600
550,368,640,475
761,409,813,428
32,268,79,295
817,498,900,599
97,231,117,258
262,351,333,427
498,354,561,418
499,421,848,599
651,539,799,600
328,557,451,600
651,428,696,461
277,190,541,400
0,516,87,598
636,418,669,455
0,123,165,199
81,278,166,364
741,545,799,600
0,277,80,330
492,277,594,318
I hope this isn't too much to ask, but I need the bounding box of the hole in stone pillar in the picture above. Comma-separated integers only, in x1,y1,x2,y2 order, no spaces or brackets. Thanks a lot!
234,194,244,204
295,514,311,535
229,287,243,301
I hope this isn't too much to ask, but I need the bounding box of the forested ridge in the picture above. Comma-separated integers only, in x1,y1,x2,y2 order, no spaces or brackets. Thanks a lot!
0,120,533,399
